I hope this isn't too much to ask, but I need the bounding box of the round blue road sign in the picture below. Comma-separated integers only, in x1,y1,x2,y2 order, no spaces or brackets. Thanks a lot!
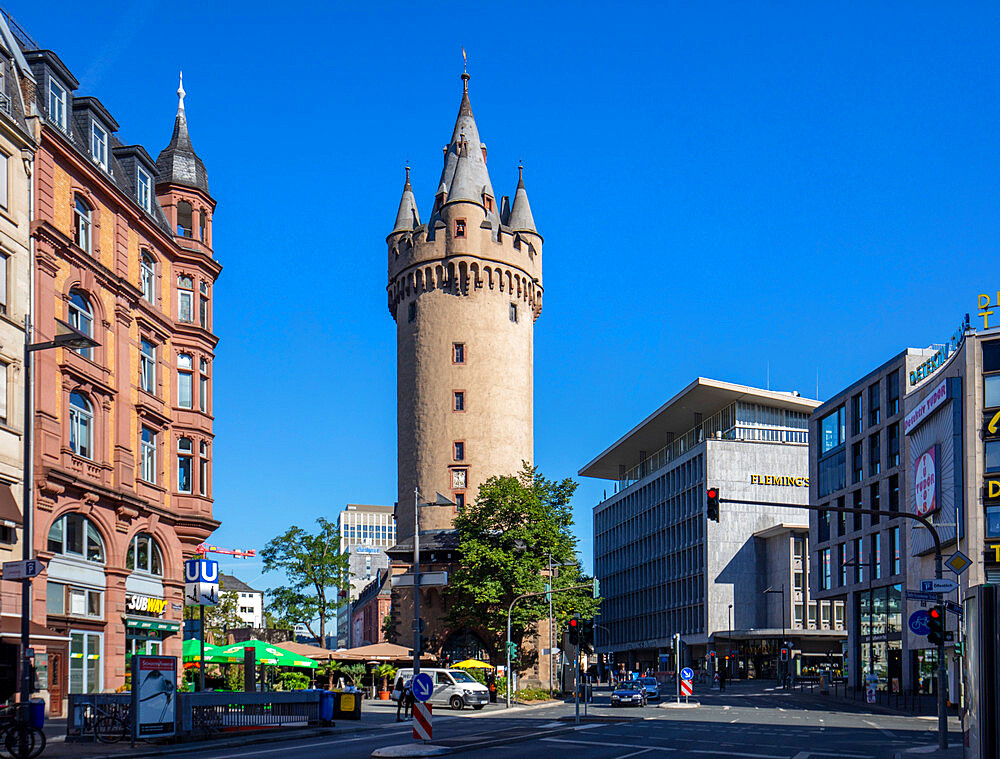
412,672,434,702
909,609,930,635
680,667,694,680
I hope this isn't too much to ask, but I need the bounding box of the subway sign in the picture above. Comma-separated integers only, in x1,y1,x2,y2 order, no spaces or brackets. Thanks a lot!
126,594,167,616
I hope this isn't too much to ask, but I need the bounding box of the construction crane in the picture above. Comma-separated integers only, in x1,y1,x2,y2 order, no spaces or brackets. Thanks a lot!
194,543,256,559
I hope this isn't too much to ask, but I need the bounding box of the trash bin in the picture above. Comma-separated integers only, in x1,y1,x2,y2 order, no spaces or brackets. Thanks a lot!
331,690,362,720
28,698,44,729
319,691,335,722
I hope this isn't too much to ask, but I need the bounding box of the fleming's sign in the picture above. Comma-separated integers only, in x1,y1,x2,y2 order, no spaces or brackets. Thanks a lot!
750,475,809,487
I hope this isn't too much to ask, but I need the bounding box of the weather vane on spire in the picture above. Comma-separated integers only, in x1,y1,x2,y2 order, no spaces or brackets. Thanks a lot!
462,47,467,74
177,70,186,110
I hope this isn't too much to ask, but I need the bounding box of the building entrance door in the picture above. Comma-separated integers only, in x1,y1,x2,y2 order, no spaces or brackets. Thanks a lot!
48,651,63,716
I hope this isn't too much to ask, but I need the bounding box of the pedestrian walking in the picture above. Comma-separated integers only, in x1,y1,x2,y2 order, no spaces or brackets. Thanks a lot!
718,667,727,692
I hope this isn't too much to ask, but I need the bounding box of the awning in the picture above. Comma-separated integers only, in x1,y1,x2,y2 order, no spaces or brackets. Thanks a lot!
0,484,21,527
124,617,180,633
0,614,70,642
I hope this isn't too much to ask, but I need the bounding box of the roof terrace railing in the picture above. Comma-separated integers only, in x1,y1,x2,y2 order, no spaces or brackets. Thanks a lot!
616,401,807,491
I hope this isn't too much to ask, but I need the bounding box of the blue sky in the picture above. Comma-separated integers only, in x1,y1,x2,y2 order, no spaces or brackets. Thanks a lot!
12,1,1000,589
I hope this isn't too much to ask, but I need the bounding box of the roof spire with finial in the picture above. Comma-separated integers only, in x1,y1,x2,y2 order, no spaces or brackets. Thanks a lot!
156,71,210,194
507,161,537,234
392,164,420,233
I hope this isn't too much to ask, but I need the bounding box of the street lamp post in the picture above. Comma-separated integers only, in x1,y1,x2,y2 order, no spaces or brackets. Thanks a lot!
764,585,786,687
411,490,455,681
19,320,99,719
728,603,733,679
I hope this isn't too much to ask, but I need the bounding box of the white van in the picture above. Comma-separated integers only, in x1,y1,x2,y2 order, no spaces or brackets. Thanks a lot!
391,668,490,710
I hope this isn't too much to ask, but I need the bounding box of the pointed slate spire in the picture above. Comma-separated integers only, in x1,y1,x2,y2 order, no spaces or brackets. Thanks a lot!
392,166,420,232
507,164,537,234
156,71,210,194
437,73,495,208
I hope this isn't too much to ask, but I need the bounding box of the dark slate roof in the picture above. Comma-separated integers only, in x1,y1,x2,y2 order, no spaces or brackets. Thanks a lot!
155,76,209,194
386,529,460,561
219,573,261,594
20,48,174,235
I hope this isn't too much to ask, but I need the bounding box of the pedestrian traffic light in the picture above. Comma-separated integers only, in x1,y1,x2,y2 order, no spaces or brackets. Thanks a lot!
927,606,944,646
568,615,581,646
706,488,720,522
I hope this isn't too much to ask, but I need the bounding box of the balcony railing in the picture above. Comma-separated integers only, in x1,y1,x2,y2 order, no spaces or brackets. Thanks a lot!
617,400,808,491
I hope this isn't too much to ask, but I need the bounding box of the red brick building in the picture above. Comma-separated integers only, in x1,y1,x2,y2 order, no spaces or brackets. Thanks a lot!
21,43,219,713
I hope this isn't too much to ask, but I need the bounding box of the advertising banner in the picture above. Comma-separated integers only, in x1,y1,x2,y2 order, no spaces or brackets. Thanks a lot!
131,655,177,738
913,445,938,516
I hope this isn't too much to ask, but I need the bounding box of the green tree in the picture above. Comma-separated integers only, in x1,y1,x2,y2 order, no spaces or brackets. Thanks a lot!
446,463,600,677
261,518,349,643
183,590,242,645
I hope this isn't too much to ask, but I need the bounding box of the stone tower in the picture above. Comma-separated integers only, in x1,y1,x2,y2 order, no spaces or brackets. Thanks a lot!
388,73,543,540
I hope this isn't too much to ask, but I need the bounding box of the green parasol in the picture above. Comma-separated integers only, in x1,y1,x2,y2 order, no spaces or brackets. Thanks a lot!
217,639,319,669
183,638,222,662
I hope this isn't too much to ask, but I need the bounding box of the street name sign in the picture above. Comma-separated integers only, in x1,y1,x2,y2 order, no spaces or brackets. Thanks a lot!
412,672,434,702
392,571,448,588
907,590,940,602
2,559,44,580
945,600,964,618
920,579,958,593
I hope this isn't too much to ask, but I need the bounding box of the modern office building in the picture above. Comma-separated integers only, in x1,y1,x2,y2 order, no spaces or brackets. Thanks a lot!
583,378,845,677
809,347,931,694
336,503,394,648
811,312,1000,701
16,21,220,712
219,573,264,629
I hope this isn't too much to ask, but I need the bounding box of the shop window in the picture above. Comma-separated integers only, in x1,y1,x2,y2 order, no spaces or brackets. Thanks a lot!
47,514,105,563
126,533,164,576
69,631,102,694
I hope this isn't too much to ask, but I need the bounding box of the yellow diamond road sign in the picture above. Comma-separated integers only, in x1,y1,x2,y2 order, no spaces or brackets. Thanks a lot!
945,551,971,576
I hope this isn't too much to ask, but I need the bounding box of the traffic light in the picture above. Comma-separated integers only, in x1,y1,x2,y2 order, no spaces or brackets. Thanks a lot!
568,615,581,646
581,618,594,646
418,635,430,654
706,488,720,522
780,647,789,662
955,640,964,658
506,640,518,658
927,606,944,646
593,578,600,599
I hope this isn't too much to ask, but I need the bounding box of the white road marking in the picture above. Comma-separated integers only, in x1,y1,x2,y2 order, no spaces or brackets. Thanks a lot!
615,749,655,759
542,737,675,751
863,719,895,738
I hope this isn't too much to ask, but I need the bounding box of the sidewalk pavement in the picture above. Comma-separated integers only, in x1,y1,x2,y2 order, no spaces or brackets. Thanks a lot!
40,700,402,759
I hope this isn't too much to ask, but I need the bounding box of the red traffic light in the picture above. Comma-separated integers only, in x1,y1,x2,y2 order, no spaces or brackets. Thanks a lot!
928,607,942,620
568,618,580,629
707,488,718,499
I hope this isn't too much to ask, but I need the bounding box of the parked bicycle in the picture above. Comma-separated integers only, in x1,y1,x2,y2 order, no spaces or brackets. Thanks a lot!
75,700,129,744
0,705,45,759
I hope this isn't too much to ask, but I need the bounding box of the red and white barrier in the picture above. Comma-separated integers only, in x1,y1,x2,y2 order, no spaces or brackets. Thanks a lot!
681,678,693,697
413,702,432,741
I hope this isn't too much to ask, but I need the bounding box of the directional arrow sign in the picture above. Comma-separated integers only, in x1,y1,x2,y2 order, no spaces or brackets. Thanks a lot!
921,579,958,593
1,559,44,580
412,672,434,702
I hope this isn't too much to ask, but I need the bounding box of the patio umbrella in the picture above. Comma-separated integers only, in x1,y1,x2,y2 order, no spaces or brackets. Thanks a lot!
217,640,319,669
452,659,493,669
182,639,222,662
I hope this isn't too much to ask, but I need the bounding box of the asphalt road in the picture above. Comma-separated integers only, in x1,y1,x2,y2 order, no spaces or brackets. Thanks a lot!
135,681,963,759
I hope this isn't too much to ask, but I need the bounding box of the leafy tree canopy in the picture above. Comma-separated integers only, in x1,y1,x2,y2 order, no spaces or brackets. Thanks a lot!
183,589,242,645
446,463,600,674
260,517,349,643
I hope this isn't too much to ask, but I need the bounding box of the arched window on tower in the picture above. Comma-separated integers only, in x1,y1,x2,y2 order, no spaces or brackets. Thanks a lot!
199,209,208,242
176,200,193,238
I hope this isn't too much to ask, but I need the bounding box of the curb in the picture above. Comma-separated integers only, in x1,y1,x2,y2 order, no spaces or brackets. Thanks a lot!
56,723,382,759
